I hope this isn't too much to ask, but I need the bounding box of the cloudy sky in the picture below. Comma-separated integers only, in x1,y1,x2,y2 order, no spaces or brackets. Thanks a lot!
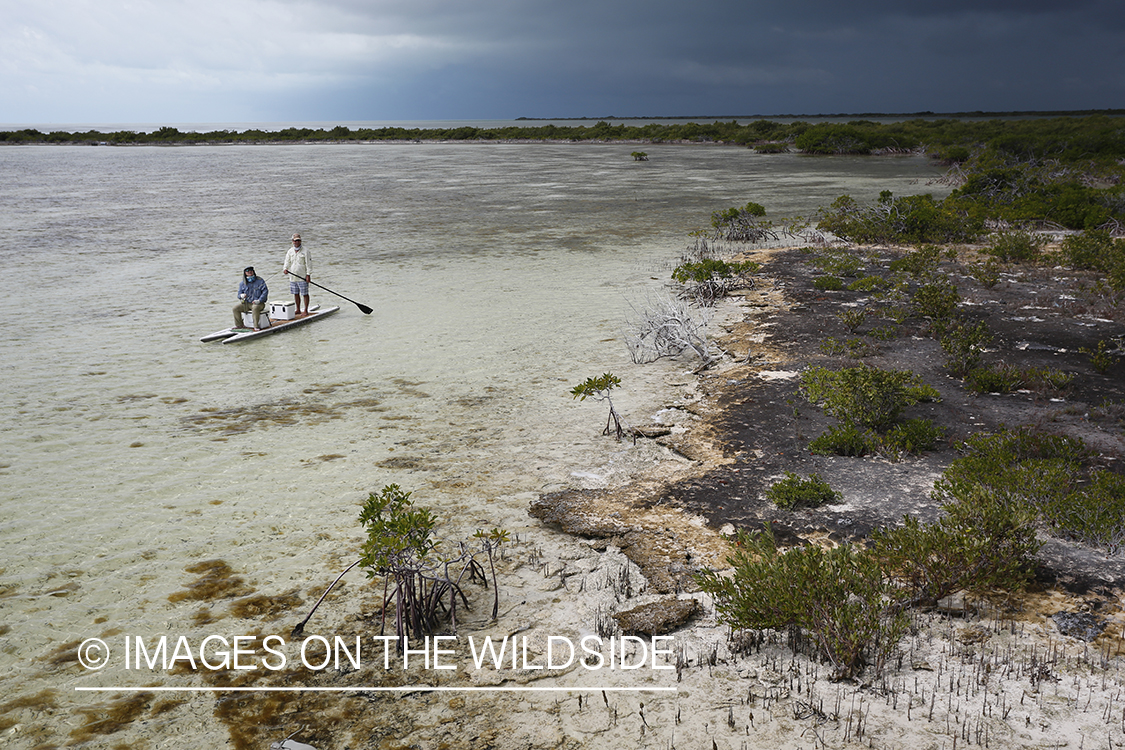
3,0,1123,126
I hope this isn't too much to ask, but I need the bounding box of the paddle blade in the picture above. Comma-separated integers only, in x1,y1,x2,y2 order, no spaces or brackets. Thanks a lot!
358,303,373,315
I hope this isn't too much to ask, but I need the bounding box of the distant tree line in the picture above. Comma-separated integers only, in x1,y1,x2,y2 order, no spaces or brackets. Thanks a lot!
3,114,1123,160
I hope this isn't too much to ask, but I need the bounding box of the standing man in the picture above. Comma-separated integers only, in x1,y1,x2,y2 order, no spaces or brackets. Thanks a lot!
233,266,269,331
283,232,312,315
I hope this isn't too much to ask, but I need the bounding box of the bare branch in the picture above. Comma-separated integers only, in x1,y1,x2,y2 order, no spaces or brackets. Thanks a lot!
624,293,715,368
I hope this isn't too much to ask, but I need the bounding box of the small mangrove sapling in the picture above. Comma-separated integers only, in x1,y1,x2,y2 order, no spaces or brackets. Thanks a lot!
292,485,508,648
571,372,633,442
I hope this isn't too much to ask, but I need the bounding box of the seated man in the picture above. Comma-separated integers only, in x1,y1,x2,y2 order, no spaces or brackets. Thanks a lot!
232,266,269,330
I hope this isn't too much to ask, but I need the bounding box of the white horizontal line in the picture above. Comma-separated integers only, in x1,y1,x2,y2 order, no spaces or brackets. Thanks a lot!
76,686,677,693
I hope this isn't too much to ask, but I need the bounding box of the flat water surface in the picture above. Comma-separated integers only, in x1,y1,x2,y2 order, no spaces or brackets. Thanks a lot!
0,142,945,743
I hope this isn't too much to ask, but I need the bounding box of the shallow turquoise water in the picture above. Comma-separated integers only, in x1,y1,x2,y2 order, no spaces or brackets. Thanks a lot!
0,142,946,741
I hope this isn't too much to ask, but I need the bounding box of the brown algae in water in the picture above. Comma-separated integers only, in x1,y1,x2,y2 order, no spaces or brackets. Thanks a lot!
168,560,255,603
184,394,393,435
228,590,304,621
0,688,59,732
43,638,83,668
69,692,153,743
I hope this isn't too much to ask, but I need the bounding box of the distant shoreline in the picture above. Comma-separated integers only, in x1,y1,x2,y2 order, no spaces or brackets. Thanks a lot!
3,109,1123,139
5,115,1123,164
515,108,1125,121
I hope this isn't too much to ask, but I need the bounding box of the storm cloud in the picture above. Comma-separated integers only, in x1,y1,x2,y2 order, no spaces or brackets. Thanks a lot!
3,0,1122,125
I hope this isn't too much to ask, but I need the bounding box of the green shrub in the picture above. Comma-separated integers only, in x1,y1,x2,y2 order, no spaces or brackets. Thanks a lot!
753,142,790,154
672,257,761,284
958,427,1092,470
801,365,937,431
1058,229,1124,272
904,381,943,403
713,201,766,222
819,337,847,356
795,123,882,154
571,373,630,440
359,485,438,572
869,489,1040,608
848,275,887,292
881,418,945,454
968,258,1001,288
697,423,1092,681
810,249,864,278
933,427,1125,553
354,485,503,643
697,490,1041,680
964,363,1074,395
867,324,900,341
766,472,843,509
818,193,983,245
911,280,961,321
1024,366,1074,393
696,528,907,680
671,257,761,304
940,319,993,377
986,231,1048,263
1079,339,1122,374
889,247,943,278
1042,471,1125,553
837,308,868,332
965,363,1024,394
818,337,879,359
948,153,1118,230
710,202,775,242
809,424,874,456
1110,262,1125,292
813,275,845,291
877,306,911,324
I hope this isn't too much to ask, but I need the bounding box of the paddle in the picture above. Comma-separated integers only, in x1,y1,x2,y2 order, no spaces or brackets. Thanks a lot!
290,275,373,315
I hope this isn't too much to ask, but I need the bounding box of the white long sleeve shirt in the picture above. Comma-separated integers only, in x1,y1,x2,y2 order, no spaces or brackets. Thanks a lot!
283,245,311,279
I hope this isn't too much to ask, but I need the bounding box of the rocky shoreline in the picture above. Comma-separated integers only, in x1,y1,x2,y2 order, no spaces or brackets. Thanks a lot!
539,239,1125,584
520,238,1125,749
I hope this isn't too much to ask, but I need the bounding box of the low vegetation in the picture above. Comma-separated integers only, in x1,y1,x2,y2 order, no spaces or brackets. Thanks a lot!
800,365,940,432
293,485,507,645
818,191,984,245
710,201,777,243
765,472,842,510
698,526,908,680
935,429,1125,554
699,440,1045,680
698,154,1123,681
570,373,632,441
671,256,761,305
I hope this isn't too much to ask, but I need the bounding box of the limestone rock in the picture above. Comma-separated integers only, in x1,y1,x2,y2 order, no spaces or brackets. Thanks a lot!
613,597,700,636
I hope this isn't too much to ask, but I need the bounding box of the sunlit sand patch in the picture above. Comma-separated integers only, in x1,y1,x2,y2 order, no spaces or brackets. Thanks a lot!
757,370,800,381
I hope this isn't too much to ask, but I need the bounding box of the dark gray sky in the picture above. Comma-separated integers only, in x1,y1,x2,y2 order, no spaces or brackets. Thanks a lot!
4,0,1123,124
